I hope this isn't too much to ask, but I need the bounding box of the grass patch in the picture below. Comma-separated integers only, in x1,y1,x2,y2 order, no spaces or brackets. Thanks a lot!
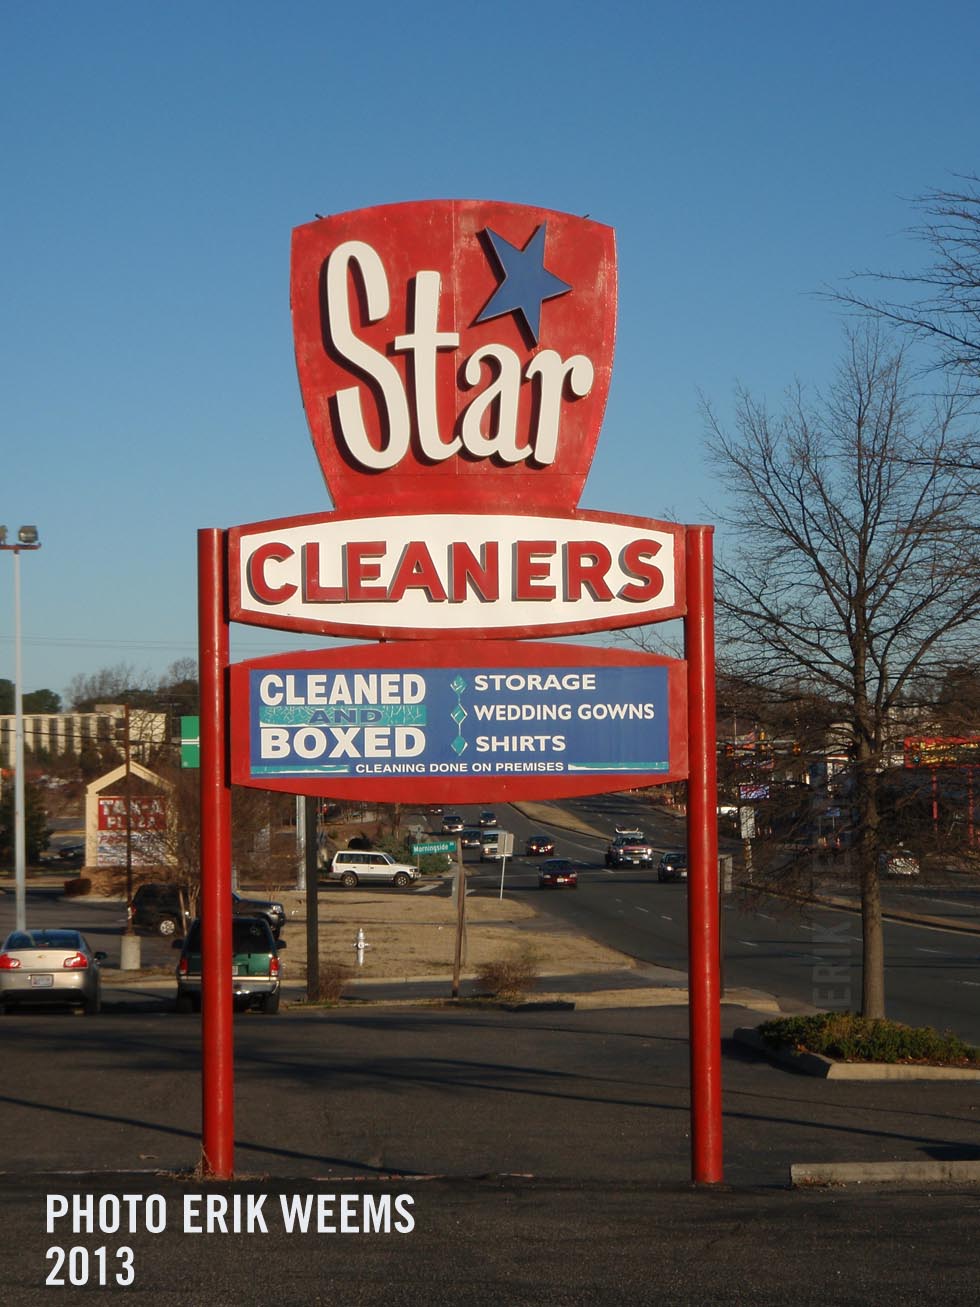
758,1011,980,1066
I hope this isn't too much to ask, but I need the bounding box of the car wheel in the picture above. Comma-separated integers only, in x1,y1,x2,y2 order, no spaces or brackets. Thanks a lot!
192,994,202,1013
341,871,358,888
175,993,194,1014
158,916,178,937
393,872,411,888
84,992,101,1016
261,991,280,1014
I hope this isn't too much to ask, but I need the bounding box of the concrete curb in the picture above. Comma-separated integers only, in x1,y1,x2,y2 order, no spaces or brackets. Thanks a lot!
734,1026,980,1080
792,1159,980,1185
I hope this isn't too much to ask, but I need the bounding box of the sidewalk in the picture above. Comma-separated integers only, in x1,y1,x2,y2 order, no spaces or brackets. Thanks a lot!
97,960,782,1014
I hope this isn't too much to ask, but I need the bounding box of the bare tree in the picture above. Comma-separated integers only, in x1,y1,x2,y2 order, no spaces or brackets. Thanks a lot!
836,176,980,398
705,325,980,1018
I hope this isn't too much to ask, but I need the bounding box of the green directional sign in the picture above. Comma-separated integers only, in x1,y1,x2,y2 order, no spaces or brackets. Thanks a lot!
410,839,457,857
181,715,200,769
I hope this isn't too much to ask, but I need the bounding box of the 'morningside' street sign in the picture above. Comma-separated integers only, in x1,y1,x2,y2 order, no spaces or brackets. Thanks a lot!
229,641,688,802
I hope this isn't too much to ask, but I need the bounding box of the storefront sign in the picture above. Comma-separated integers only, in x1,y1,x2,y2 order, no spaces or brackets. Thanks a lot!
229,641,687,802
230,508,683,639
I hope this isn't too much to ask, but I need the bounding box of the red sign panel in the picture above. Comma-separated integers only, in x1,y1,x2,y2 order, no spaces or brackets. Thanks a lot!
228,507,686,640
291,200,616,516
229,640,688,804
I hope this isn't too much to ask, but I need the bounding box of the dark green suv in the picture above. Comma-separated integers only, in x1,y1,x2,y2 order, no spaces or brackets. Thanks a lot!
175,917,285,1014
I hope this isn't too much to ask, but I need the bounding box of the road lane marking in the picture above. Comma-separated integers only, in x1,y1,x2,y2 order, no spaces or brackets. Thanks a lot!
916,947,952,955
756,913,775,921
635,906,649,913
737,939,759,947
661,914,673,921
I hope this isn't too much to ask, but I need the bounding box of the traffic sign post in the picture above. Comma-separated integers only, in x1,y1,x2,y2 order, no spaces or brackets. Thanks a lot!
496,830,515,900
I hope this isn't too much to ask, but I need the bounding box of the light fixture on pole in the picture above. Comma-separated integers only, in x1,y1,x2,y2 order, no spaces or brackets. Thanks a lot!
0,525,42,933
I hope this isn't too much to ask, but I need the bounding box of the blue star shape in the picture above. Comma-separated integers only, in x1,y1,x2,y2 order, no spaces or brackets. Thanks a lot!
475,223,571,344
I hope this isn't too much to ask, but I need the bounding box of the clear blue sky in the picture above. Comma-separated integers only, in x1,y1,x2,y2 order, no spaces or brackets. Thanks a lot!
3,1,979,701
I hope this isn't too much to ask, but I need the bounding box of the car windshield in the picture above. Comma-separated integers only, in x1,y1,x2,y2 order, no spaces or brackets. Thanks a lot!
5,930,83,950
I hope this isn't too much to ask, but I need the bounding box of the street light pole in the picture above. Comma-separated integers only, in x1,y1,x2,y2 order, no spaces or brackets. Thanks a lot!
1,526,41,933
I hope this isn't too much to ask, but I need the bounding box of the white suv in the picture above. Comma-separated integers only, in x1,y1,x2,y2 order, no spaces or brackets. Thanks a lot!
327,850,421,888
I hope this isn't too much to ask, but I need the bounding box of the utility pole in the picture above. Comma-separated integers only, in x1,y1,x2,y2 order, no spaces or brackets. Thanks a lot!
119,705,141,970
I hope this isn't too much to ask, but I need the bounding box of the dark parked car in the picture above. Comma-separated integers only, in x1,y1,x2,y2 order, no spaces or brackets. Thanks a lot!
0,929,106,1014
538,858,577,889
128,883,190,937
175,916,285,1014
128,882,285,938
525,834,556,856
658,852,688,882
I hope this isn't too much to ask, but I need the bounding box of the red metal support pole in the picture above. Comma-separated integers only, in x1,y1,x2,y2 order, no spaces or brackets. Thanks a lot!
198,528,234,1178
685,525,723,1184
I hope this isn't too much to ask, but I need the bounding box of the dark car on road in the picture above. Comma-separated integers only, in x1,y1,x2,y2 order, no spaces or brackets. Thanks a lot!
538,858,577,889
658,851,688,882
175,916,285,1013
128,882,285,938
525,834,556,856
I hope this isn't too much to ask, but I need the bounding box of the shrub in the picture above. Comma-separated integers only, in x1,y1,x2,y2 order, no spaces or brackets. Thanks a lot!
475,948,540,1003
758,1011,980,1065
63,876,91,898
317,961,354,1003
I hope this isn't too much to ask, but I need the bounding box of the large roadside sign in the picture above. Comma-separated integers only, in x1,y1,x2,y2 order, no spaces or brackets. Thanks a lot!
229,641,688,801
197,198,721,1185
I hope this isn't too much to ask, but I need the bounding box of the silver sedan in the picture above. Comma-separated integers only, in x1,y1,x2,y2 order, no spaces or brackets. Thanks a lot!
0,929,106,1014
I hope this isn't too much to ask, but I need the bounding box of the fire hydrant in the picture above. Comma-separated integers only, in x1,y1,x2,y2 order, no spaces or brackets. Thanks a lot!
354,927,370,967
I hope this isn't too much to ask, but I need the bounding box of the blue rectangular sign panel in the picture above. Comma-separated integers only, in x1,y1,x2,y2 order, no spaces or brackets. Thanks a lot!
246,664,670,782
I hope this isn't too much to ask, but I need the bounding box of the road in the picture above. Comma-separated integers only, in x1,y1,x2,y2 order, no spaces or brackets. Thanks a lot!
454,798,980,1044
7,792,980,1041
2,1000,980,1304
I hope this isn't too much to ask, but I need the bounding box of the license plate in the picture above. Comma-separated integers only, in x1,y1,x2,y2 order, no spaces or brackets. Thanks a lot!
30,974,54,987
